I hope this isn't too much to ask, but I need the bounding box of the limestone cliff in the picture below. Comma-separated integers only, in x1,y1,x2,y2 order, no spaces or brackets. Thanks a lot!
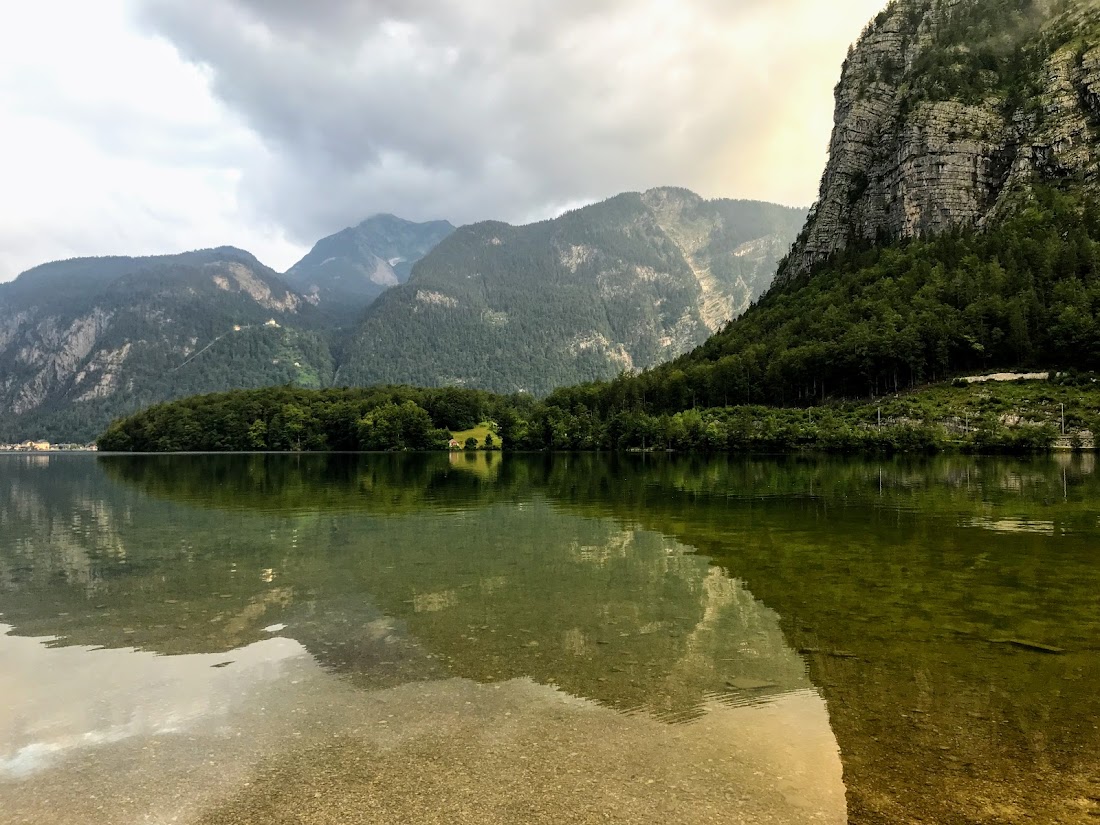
778,0,1100,284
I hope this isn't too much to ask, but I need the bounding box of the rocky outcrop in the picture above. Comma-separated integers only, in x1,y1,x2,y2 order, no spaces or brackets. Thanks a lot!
73,343,133,402
9,309,114,414
210,262,301,312
778,0,1100,284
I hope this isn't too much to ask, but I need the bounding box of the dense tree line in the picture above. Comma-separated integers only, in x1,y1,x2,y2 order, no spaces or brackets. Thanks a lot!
97,386,528,453
99,376,1096,455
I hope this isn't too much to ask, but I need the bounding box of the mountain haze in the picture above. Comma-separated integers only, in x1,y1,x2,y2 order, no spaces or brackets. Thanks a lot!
284,214,455,312
338,189,806,394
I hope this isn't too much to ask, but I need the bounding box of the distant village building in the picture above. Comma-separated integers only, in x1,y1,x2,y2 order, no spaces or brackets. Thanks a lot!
11,441,52,452
0,441,96,452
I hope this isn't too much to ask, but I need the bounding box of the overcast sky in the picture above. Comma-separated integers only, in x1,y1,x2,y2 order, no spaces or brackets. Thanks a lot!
0,0,888,281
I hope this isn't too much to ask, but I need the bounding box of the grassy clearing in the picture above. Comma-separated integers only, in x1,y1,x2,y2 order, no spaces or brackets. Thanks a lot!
449,422,501,449
600,377,1100,454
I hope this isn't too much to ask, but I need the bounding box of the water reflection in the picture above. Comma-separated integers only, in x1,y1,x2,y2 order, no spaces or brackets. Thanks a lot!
0,453,847,824
0,627,309,779
1,456,814,720
2,452,1099,823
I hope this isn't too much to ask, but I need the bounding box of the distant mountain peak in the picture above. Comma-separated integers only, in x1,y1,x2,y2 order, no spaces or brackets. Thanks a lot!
641,186,704,204
356,213,453,230
284,215,455,314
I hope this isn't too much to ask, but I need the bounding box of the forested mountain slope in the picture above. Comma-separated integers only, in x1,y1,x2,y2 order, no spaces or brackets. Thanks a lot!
338,189,805,395
0,249,332,442
532,0,1100,421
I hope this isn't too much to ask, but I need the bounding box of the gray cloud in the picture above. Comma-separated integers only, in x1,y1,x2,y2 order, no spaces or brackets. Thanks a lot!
134,0,887,244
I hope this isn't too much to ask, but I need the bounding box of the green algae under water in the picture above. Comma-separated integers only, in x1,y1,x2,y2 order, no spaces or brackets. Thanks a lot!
0,452,1097,824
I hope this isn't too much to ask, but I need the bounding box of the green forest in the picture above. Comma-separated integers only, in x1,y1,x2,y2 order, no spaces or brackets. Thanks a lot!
97,386,512,453
98,187,1100,456
97,375,1100,455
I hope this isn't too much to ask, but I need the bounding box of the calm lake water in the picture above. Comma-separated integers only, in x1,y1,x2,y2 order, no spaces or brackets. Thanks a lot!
1,452,1098,824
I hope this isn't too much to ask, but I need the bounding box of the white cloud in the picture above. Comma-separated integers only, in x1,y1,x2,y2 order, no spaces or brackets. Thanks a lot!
0,0,889,282
0,0,305,280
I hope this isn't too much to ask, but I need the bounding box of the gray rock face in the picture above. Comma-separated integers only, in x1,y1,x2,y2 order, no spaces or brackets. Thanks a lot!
8,308,115,415
778,0,1100,284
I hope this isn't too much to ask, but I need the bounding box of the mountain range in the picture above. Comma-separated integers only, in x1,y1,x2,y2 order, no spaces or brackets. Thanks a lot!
338,190,805,394
13,0,1097,446
0,191,804,441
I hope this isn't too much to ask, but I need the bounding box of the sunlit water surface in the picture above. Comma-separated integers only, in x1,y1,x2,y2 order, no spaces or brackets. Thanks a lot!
1,452,1097,824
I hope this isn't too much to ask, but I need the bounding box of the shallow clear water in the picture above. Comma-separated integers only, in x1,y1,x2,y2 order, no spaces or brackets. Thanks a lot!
0,452,1097,823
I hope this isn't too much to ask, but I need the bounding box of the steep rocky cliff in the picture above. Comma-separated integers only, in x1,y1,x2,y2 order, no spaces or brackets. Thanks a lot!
778,0,1100,283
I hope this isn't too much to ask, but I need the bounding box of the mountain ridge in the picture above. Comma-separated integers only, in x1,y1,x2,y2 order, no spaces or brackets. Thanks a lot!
284,214,455,312
336,187,805,395
0,247,334,441
0,190,803,441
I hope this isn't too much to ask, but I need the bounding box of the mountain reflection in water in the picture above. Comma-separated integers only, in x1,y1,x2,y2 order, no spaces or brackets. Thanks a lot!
0,453,843,825
1,452,1098,823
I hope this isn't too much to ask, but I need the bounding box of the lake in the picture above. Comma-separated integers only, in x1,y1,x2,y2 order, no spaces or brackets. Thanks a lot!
1,452,1097,824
